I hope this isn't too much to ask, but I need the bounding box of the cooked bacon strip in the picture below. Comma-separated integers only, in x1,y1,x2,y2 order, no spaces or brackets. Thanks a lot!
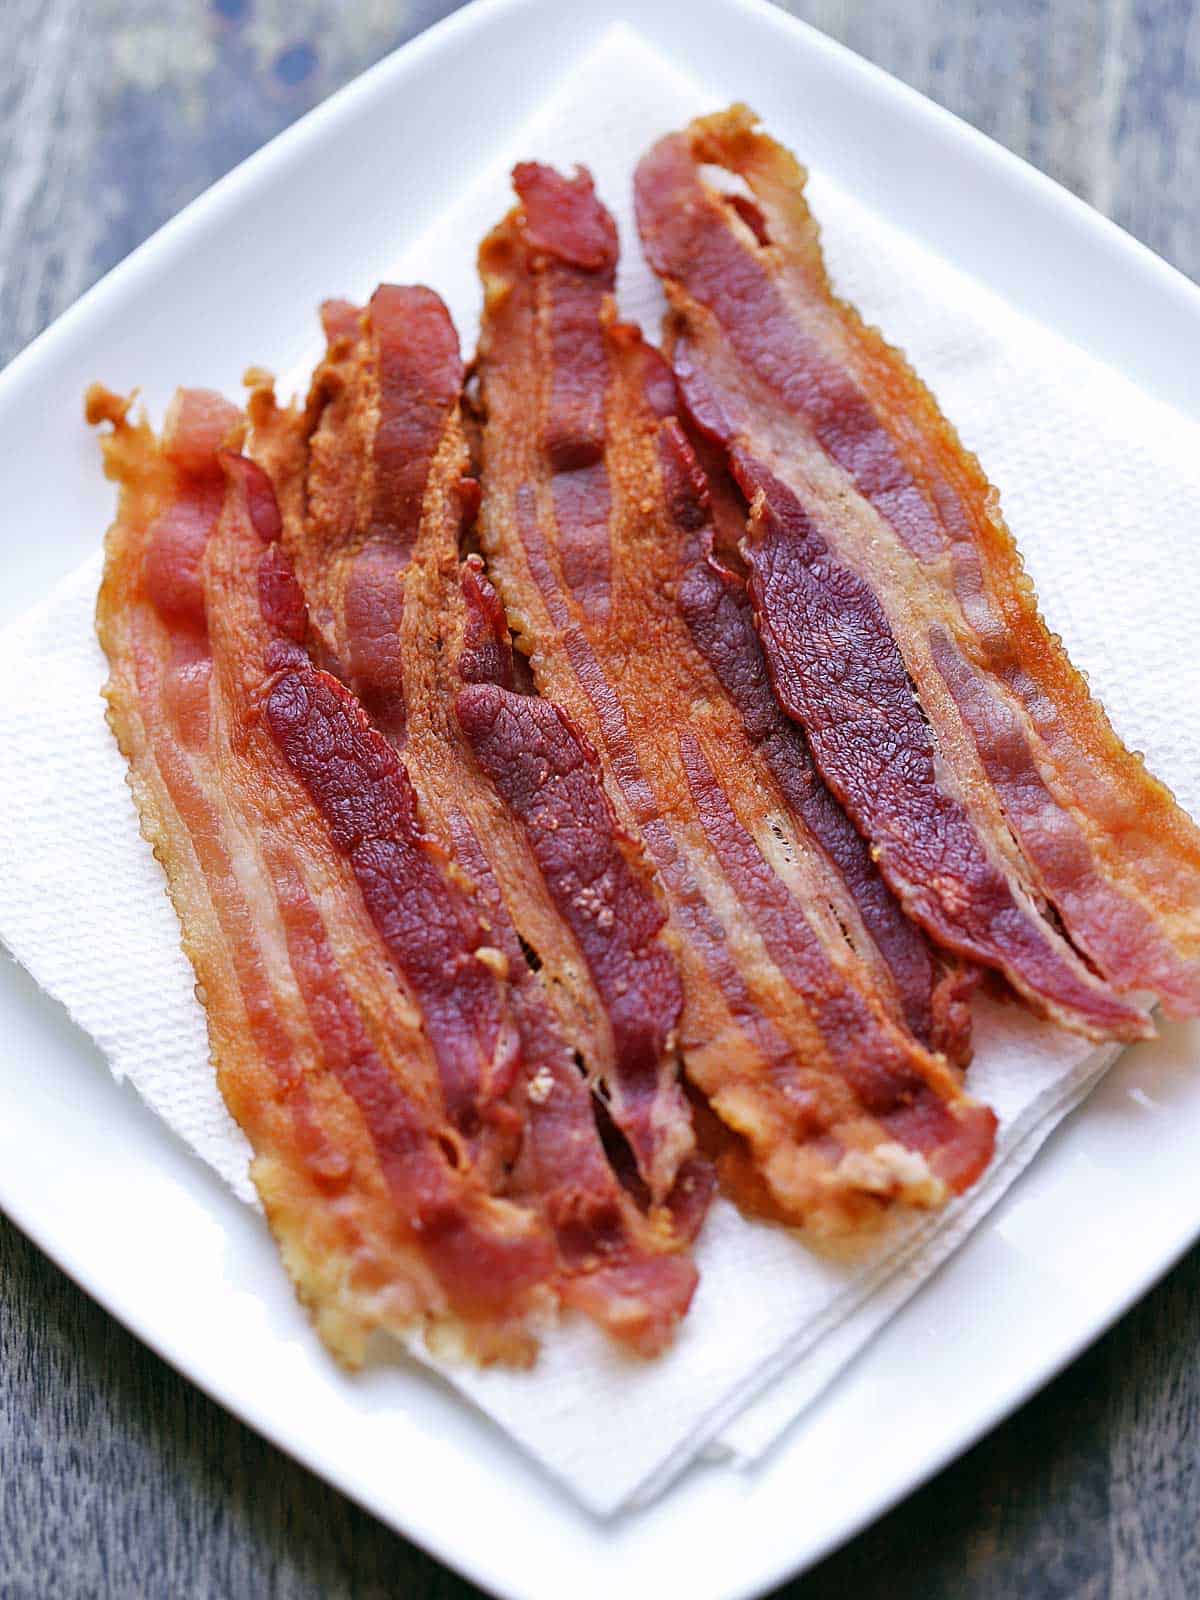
740,456,1151,1042
253,287,698,1204
647,352,974,1058
456,559,712,1247
457,680,689,1194
505,167,961,1053
92,386,557,1366
677,493,973,1061
268,285,463,750
474,164,996,1230
247,289,704,1344
672,410,977,1060
257,649,523,1154
635,106,1200,1036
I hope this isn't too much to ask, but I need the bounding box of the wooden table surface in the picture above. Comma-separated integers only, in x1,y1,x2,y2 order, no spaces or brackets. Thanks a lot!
2,2,1198,1595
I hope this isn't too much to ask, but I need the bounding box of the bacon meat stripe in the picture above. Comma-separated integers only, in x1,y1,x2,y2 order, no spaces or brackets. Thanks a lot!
474,163,996,1230
635,105,1200,1041
246,286,705,1344
676,469,975,1064
93,378,696,1364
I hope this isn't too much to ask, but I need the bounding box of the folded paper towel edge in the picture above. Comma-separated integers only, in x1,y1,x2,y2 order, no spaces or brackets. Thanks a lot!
623,1037,1122,1510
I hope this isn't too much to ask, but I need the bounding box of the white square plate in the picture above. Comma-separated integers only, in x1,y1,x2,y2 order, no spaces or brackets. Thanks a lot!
3,2,1199,1596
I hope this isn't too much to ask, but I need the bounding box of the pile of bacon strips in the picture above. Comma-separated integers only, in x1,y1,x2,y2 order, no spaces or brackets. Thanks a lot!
91,108,1200,1367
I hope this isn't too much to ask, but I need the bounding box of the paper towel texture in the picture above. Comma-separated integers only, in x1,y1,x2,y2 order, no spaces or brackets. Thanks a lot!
1,27,1197,1515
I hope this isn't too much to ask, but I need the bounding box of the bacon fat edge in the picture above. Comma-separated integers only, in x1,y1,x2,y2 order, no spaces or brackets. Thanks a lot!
634,106,1200,1040
474,163,996,1231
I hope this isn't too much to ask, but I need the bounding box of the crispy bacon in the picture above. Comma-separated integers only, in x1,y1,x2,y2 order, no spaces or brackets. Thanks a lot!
246,288,704,1347
456,680,690,1196
664,405,980,1056
474,164,996,1229
93,386,557,1366
636,105,1200,1037
675,478,972,1062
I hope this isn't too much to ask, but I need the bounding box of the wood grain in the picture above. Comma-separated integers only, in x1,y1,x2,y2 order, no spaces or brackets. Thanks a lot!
2,2,1199,1595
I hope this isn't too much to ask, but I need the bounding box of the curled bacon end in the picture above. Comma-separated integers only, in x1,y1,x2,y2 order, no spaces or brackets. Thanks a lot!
513,162,619,273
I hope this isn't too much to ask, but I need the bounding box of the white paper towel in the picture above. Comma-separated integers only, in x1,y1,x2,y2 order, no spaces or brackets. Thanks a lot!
2,27,1199,1516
